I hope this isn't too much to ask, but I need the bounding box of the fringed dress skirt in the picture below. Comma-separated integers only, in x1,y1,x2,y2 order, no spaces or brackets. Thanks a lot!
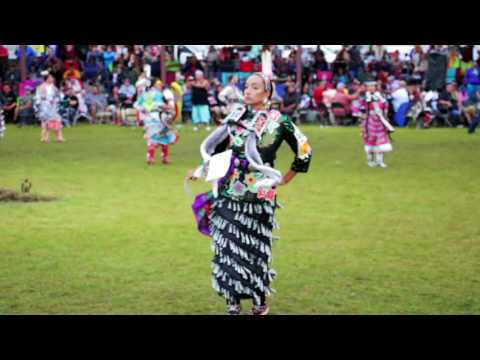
209,194,277,305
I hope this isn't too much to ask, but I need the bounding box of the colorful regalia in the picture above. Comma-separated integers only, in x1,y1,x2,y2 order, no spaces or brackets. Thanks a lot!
35,83,63,131
135,88,179,164
352,91,394,167
192,105,312,306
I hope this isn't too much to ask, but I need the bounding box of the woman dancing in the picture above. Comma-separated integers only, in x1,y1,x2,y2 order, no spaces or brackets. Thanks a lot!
188,73,312,315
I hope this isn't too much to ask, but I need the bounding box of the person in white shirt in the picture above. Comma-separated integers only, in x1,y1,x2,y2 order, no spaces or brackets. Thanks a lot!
390,81,410,113
218,75,244,114
261,46,273,79
135,72,151,97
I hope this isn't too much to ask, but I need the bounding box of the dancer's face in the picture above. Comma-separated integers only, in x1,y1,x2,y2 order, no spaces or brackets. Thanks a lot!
244,75,268,107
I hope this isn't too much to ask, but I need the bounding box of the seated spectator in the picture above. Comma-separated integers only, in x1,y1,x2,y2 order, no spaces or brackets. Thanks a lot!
281,83,300,122
61,45,78,62
15,86,35,126
467,90,480,134
0,83,18,124
333,67,350,86
437,82,463,126
330,83,354,115
83,56,100,81
85,85,108,124
216,53,233,74
65,75,88,118
405,82,425,126
18,75,37,97
284,75,296,90
239,55,255,73
313,80,328,109
111,63,125,89
464,61,480,102
119,78,136,108
86,45,103,64
276,58,291,79
297,83,318,123
106,86,122,125
333,46,351,74
218,75,244,113
59,86,80,126
63,62,81,81
313,51,329,72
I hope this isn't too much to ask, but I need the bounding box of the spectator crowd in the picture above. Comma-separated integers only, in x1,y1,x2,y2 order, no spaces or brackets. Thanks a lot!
1,45,480,133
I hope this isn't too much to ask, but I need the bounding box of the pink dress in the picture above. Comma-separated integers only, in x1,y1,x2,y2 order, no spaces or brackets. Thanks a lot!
353,98,392,153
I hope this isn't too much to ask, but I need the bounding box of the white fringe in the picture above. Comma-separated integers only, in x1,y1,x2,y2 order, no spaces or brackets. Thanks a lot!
215,252,270,285
212,268,274,304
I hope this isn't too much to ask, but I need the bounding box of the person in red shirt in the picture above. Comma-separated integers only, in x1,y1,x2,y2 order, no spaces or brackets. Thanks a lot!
239,55,254,73
312,80,327,108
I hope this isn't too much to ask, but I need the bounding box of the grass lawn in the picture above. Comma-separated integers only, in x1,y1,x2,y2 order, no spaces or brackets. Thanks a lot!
1,123,479,314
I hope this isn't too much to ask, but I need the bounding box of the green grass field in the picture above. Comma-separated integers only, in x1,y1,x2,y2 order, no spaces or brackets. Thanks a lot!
1,123,479,314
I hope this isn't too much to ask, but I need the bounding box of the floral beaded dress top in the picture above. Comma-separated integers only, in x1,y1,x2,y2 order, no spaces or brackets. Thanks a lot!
214,108,312,204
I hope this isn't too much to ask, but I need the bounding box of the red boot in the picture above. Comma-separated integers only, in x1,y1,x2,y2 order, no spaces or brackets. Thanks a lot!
161,145,171,164
147,145,156,165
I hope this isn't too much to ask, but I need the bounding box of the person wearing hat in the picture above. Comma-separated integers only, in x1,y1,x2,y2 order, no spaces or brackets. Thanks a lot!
134,79,178,165
352,80,394,168
35,72,65,143
187,72,312,315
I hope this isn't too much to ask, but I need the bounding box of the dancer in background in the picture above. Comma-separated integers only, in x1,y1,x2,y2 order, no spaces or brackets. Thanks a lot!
135,80,178,165
353,81,394,168
35,72,65,143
